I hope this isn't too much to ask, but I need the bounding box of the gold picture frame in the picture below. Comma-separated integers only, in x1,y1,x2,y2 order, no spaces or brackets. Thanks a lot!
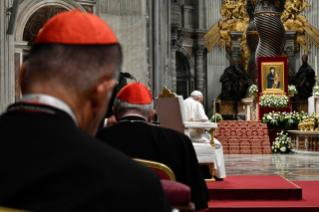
262,62,285,94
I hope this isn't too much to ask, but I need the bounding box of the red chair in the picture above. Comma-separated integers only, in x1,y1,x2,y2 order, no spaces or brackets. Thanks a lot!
135,158,195,212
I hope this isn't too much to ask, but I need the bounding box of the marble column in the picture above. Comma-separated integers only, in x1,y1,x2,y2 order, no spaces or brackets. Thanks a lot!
0,0,15,114
194,44,205,93
285,31,297,72
171,48,177,93
230,31,244,67
171,28,184,94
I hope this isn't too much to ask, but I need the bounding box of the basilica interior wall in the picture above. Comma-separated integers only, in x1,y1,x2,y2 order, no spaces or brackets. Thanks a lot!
294,0,319,73
151,0,172,98
0,0,15,114
97,0,149,86
205,0,228,117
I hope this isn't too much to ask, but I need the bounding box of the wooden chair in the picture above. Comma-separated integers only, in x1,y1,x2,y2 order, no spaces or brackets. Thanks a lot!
155,87,217,181
135,159,195,212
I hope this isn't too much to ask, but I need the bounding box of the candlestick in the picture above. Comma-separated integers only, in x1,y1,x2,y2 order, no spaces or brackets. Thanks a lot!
316,56,318,77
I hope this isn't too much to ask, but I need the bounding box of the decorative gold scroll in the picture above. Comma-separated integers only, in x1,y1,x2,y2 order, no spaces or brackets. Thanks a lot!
158,86,177,98
205,0,319,69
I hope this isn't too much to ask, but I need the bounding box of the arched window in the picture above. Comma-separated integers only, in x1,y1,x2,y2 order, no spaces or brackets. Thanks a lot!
23,6,67,42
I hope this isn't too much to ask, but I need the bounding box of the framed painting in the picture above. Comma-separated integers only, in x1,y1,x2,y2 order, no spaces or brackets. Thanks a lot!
257,56,289,120
261,62,285,94
257,56,288,95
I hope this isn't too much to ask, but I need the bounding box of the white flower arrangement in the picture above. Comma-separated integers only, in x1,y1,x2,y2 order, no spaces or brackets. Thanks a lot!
210,113,223,122
288,85,298,95
272,131,293,154
313,86,319,97
259,94,289,109
249,84,258,95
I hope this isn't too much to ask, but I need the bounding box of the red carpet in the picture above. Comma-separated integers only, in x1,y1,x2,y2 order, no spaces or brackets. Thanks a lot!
207,175,301,200
207,178,319,211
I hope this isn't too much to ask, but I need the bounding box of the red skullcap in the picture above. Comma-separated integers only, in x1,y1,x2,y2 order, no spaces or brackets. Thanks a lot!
117,83,153,104
35,10,118,45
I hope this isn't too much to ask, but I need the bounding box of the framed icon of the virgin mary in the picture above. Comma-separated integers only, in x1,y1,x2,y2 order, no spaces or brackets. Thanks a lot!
261,62,285,94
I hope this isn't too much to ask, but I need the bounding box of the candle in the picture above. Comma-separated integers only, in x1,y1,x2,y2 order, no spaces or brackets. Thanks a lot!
316,56,318,76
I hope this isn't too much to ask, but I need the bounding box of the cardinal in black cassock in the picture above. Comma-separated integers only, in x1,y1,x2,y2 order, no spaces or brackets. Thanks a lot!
96,83,211,211
0,11,170,212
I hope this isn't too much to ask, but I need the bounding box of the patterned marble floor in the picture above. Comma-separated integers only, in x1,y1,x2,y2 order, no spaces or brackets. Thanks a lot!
225,154,319,181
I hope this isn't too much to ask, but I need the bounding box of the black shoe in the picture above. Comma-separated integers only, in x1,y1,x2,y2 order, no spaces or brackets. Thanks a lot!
214,176,223,181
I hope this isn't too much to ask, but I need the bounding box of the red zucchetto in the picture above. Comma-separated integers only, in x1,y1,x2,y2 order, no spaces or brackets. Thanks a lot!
117,83,153,104
35,9,118,45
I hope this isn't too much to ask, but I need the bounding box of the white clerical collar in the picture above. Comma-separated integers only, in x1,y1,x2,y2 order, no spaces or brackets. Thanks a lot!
122,114,148,121
20,94,78,126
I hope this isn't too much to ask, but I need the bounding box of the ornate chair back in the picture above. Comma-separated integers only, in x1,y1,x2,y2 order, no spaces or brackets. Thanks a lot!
134,158,176,181
155,87,217,181
155,95,188,135
134,159,195,212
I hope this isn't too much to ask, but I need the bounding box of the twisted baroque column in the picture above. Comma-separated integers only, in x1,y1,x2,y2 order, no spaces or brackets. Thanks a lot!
246,0,259,80
254,0,286,65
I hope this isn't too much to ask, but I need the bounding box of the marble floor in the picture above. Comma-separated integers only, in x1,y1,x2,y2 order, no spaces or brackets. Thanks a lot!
225,154,319,181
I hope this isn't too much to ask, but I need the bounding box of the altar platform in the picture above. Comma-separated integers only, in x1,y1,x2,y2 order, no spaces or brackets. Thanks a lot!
215,121,272,154
207,180,318,212
207,175,302,200
206,154,319,211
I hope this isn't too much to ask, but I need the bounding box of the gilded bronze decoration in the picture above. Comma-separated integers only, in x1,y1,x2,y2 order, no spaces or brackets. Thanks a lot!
282,0,311,53
205,0,319,70
204,0,248,54
298,118,316,131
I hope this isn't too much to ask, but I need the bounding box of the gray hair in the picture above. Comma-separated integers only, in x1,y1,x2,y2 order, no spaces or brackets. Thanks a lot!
26,43,122,95
190,90,203,98
114,97,153,118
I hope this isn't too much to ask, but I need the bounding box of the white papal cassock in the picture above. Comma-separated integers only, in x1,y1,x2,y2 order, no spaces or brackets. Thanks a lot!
183,97,226,179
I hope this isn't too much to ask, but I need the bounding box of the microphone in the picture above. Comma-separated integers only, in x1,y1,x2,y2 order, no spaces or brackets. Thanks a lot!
120,72,137,82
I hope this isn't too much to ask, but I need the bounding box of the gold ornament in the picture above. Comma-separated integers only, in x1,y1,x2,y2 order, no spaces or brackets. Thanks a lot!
205,0,319,71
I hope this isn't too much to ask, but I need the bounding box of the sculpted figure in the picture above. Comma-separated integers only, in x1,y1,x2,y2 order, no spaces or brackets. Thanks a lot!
218,59,239,101
235,63,250,99
295,55,315,100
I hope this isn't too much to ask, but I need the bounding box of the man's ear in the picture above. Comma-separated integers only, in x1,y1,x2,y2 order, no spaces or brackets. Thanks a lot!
91,79,117,116
20,62,28,94
147,109,156,123
112,106,119,120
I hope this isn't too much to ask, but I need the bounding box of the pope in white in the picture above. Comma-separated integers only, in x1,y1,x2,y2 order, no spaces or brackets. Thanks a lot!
184,90,226,180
